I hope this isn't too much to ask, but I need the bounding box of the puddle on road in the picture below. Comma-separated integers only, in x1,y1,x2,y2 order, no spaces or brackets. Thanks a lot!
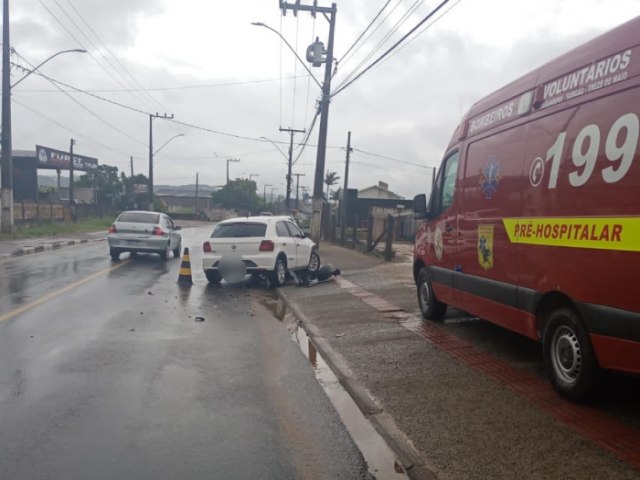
260,293,408,480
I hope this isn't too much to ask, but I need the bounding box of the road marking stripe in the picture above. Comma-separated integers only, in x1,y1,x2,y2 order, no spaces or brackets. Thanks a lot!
334,276,640,469
0,260,129,323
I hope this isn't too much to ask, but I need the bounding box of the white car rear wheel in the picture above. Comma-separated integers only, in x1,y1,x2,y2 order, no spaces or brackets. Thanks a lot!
269,256,287,287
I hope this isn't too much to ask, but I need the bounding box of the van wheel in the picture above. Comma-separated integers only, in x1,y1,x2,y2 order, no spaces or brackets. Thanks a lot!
269,256,287,288
416,267,447,320
543,308,599,402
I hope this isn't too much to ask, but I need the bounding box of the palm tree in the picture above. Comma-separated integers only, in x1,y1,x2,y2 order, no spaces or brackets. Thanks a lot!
324,171,340,200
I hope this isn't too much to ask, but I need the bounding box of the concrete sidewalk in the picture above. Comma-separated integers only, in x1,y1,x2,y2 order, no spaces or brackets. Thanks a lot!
0,231,107,258
277,242,640,480
0,219,211,259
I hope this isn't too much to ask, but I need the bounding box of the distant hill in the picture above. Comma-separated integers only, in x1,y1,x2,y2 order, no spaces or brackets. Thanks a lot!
155,184,219,196
37,177,219,193
38,175,65,187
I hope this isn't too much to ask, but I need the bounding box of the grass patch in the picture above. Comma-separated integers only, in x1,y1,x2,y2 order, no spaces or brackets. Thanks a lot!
0,217,113,241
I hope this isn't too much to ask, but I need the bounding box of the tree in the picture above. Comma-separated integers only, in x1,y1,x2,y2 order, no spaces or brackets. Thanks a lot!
211,178,264,213
330,187,341,204
77,164,126,209
324,171,340,199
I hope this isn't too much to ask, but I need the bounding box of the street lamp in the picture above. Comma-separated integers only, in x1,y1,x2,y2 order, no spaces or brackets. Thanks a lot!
263,183,272,202
147,113,175,210
259,136,288,161
251,22,322,89
226,158,240,208
154,133,185,156
148,129,183,210
255,4,337,245
1,40,87,232
11,49,87,88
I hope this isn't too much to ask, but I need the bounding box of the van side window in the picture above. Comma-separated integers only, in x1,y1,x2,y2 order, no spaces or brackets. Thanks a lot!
429,151,460,216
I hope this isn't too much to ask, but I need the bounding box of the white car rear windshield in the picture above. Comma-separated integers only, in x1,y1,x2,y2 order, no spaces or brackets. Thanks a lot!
211,222,267,238
117,212,161,224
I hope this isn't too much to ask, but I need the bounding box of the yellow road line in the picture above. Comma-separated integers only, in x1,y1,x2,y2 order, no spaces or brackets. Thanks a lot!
0,260,129,323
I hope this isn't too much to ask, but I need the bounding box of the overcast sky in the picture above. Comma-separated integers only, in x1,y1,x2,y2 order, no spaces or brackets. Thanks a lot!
7,0,639,199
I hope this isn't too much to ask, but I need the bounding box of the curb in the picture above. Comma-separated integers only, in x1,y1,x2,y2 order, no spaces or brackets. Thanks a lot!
277,287,441,480
0,237,105,259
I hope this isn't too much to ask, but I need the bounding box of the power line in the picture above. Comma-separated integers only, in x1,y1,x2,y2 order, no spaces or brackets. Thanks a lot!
332,0,450,98
336,0,403,75
11,59,146,146
290,15,300,128
12,97,135,156
378,0,464,67
65,0,165,112
36,0,152,113
337,0,394,66
302,14,317,130
335,0,426,92
15,63,151,115
18,75,307,93
12,63,347,157
352,148,431,169
292,102,321,165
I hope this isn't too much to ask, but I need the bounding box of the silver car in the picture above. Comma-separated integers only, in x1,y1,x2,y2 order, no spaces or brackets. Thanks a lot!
108,210,182,261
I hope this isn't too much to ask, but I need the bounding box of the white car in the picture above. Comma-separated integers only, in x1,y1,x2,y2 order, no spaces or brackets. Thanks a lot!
202,215,320,286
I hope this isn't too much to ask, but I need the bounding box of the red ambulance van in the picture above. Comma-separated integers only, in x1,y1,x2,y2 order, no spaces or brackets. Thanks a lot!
413,16,640,401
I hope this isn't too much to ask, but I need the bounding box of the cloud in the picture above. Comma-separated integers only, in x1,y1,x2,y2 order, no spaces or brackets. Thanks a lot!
9,0,639,201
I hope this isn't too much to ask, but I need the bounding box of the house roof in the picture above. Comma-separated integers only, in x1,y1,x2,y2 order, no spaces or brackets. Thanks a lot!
358,184,404,200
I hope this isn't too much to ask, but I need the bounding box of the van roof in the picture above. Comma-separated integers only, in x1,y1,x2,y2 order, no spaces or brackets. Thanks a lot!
450,16,640,147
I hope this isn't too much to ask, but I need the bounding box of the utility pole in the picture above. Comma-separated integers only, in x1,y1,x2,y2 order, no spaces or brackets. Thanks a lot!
279,126,305,210
0,0,13,233
148,112,174,211
69,138,75,221
280,0,337,246
195,172,199,214
226,158,240,208
129,155,134,207
263,183,272,203
341,131,352,242
293,173,305,209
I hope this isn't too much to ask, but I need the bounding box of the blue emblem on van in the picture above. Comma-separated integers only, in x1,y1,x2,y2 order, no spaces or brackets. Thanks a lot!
480,155,501,199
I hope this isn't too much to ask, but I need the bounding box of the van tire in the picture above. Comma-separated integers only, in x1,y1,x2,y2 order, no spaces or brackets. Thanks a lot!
417,267,447,320
543,308,599,402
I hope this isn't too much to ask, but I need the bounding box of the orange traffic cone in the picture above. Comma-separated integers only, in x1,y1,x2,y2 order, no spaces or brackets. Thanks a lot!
177,247,193,285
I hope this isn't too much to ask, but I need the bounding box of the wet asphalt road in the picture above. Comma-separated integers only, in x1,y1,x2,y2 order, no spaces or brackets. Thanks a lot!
0,227,372,480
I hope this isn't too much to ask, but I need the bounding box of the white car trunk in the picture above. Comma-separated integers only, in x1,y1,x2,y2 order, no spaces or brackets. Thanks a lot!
208,237,262,256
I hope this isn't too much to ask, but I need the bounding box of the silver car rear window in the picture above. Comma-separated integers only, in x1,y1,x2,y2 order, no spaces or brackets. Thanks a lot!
211,223,267,238
117,212,161,224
